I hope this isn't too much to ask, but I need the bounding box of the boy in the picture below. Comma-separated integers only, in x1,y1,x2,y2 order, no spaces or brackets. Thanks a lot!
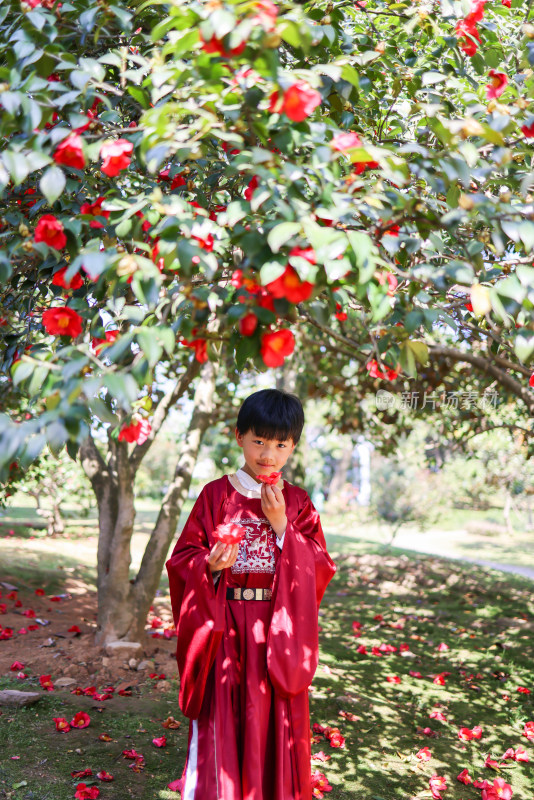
166,388,336,800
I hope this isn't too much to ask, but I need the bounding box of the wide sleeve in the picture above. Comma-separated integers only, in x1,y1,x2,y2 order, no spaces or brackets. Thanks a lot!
165,483,228,720
266,490,336,698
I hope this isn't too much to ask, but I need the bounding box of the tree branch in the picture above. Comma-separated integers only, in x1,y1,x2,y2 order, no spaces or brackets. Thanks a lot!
129,355,201,472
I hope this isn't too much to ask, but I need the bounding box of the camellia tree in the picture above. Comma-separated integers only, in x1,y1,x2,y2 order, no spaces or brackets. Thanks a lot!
0,0,533,643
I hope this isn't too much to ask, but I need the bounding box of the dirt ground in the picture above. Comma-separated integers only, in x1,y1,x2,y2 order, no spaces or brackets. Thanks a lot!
0,575,178,688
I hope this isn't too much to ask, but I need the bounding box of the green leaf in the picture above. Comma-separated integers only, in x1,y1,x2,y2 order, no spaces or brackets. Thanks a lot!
137,329,163,367
422,71,446,86
46,421,68,457
28,366,50,397
407,340,428,366
40,166,66,205
157,327,176,356
267,222,301,253
519,222,534,252
346,231,377,283
399,341,417,378
235,335,257,371
514,330,534,363
11,361,34,387
104,374,140,409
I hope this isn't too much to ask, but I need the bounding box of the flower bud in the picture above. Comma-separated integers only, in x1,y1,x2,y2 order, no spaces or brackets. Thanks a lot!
116,255,138,276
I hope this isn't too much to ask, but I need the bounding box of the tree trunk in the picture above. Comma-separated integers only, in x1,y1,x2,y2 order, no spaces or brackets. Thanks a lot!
80,359,218,647
49,502,64,537
503,488,514,536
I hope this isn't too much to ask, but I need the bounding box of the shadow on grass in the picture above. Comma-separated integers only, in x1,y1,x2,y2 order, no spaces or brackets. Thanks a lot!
0,544,96,596
311,545,534,798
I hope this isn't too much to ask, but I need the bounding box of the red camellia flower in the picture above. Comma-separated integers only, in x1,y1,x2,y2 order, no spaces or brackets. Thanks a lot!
365,358,399,381
330,131,362,152
517,686,531,694
481,777,513,800
310,770,333,798
501,0,511,6
91,329,119,355
429,774,447,800
71,769,92,779
152,736,167,747
457,768,472,784
257,471,282,485
260,328,295,367
96,771,114,781
10,661,24,670
458,725,482,740
354,159,380,175
53,716,71,733
200,32,246,57
180,337,208,363
100,138,133,176
39,674,54,691
80,197,110,229
74,784,99,800
521,122,534,138
266,247,316,303
335,302,347,321
529,373,534,387
486,70,508,100
502,746,528,762
213,522,247,545
52,266,84,290
377,272,398,295
71,711,91,728
244,175,259,201
239,312,258,337
416,747,432,761
270,81,322,122
53,133,85,169
455,18,481,56
42,307,83,338
34,214,67,249
523,721,534,739
192,232,214,251
118,418,152,445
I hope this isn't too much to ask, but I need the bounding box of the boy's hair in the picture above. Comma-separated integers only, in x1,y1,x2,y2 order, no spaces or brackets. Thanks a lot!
236,389,304,444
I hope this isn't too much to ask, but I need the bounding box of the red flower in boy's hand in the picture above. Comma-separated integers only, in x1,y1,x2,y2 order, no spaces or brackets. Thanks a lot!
213,522,247,545
257,471,282,485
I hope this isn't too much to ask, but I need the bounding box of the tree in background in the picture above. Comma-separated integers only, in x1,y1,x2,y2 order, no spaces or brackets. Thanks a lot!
1,0,533,644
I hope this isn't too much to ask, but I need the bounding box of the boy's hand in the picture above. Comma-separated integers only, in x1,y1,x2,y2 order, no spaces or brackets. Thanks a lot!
261,483,287,538
208,541,239,573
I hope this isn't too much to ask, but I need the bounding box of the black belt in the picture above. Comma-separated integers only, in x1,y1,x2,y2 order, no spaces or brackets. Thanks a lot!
226,587,272,601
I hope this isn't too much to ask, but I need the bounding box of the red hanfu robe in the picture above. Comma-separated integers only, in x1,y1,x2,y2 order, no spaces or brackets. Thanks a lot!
165,473,336,800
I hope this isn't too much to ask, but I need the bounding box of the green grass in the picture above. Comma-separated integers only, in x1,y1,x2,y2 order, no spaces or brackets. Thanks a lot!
0,680,189,800
1,530,533,799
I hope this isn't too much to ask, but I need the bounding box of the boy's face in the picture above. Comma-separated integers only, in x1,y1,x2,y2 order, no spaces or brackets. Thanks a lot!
235,428,296,478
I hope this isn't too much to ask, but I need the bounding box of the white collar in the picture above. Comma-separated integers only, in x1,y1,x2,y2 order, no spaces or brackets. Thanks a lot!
235,468,263,496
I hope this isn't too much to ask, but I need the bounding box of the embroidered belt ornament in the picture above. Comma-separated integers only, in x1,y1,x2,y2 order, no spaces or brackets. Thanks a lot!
227,587,273,601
